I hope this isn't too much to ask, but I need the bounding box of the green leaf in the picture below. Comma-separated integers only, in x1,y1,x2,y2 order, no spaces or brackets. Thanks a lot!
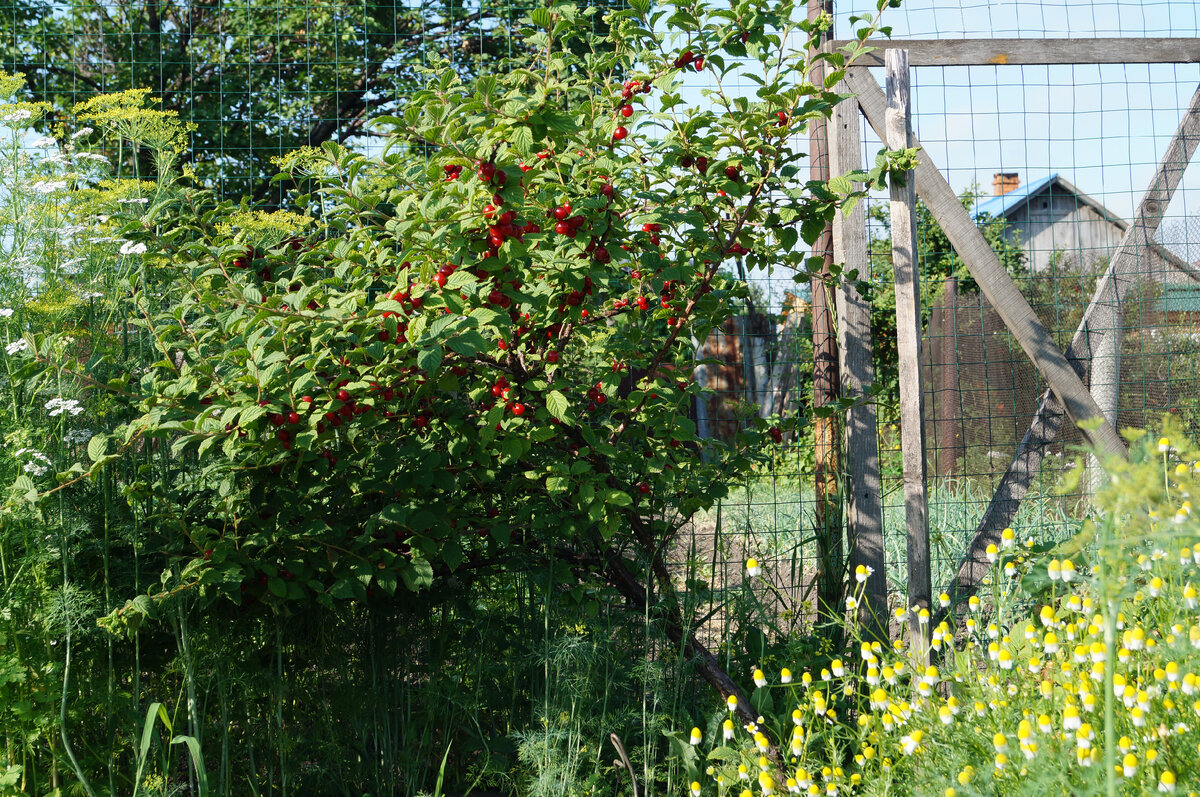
545,390,570,423
447,330,488,357
778,226,798,251
418,345,443,373
546,475,569,494
604,489,633,508
87,434,108,462
400,556,435,591
538,109,578,134
510,124,534,154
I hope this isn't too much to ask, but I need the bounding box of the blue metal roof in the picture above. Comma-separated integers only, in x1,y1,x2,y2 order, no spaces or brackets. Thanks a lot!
972,173,1058,220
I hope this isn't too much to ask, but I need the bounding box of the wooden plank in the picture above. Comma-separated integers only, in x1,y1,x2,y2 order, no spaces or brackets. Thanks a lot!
885,50,931,658
935,278,964,476
830,37,1200,66
809,0,843,627
844,66,1128,464
934,81,1200,623
831,97,887,644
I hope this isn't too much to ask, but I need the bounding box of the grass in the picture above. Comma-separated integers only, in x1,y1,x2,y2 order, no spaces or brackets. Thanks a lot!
693,472,1084,605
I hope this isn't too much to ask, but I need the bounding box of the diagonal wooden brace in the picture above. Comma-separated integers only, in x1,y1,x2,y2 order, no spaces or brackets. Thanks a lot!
934,81,1200,618
844,67,1127,463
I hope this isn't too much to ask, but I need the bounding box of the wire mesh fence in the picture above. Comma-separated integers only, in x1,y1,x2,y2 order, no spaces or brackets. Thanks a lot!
684,3,1200,638
4,0,1200,790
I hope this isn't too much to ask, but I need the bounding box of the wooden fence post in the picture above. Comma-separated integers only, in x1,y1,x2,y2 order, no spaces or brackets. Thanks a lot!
832,97,887,643
808,0,842,627
886,49,932,658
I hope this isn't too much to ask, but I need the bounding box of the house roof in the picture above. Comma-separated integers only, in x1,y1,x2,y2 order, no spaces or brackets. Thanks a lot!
971,172,1197,281
972,173,1126,229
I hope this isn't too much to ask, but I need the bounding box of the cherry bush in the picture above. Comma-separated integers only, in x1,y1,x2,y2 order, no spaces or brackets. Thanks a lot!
61,0,899,647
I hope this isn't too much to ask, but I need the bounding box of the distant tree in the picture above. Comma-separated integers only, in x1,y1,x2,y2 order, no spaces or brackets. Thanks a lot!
2,0,620,200
865,187,1027,400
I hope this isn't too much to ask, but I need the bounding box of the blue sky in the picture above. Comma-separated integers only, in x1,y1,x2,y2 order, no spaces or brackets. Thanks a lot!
662,0,1200,303
833,0,1200,247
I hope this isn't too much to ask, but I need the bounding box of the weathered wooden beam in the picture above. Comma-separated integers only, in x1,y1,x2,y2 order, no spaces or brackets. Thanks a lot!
844,66,1127,463
935,81,1200,622
831,96,886,644
885,50,931,658
809,0,843,627
830,37,1200,66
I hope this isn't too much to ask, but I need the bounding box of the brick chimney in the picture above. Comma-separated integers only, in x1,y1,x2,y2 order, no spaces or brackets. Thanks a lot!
992,172,1020,196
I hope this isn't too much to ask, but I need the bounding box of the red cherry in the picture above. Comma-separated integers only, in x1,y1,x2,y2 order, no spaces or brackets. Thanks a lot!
694,56,704,70
637,482,650,494
435,273,447,288
636,296,649,311
336,389,350,402
301,395,313,404
288,412,301,425
620,105,633,118
770,426,783,444
554,221,571,235
511,402,526,416
547,350,559,363
612,126,628,142
553,205,571,221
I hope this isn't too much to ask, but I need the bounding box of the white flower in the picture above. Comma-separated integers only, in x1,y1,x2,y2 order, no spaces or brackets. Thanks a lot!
16,448,51,477
44,397,83,417
117,197,149,205
31,180,67,194
0,108,33,122
73,152,109,163
5,339,29,355
0,309,13,318
119,240,148,255
63,428,93,445
70,127,93,139
29,135,56,148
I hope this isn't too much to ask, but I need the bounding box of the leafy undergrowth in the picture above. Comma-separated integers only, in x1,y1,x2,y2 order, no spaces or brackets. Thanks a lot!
682,421,1200,796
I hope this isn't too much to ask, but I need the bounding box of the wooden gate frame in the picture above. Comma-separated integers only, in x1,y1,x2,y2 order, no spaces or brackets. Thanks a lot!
829,39,1200,631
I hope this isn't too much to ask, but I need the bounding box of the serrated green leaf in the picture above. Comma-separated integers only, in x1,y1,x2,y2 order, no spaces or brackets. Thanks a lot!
87,434,108,462
546,390,570,424
417,345,443,373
